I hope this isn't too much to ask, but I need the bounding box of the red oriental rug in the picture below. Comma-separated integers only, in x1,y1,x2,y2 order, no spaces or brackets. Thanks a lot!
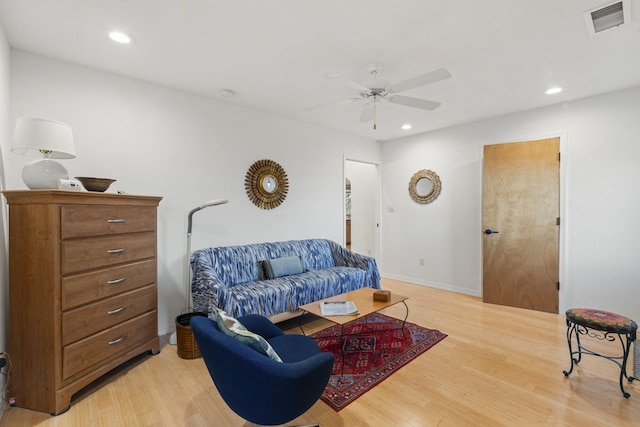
310,312,447,411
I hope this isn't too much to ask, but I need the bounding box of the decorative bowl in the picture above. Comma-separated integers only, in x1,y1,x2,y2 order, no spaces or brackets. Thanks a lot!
75,177,116,192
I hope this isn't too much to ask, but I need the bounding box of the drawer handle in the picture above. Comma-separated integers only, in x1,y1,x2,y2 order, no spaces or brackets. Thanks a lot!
108,306,127,315
107,277,126,284
108,334,128,345
107,219,126,223
107,248,126,254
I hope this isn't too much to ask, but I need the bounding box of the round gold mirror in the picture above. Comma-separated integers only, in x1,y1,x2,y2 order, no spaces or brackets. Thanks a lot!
245,159,289,209
261,174,278,193
409,169,441,204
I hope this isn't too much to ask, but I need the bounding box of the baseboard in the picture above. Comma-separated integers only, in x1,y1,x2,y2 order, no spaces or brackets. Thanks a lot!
381,274,482,298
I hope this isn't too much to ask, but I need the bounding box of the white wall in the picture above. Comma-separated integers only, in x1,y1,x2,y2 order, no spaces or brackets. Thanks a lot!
382,125,483,296
382,86,640,322
5,50,381,335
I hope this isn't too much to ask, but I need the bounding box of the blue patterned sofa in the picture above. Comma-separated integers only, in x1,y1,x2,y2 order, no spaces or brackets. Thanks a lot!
191,239,381,321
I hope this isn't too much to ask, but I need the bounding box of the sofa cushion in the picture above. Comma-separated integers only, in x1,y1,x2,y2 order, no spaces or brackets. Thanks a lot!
214,309,283,362
263,255,305,279
224,266,367,318
290,267,368,306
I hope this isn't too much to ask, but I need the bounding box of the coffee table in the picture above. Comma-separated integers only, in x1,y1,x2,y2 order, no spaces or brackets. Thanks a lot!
299,288,409,325
299,287,409,376
299,287,408,326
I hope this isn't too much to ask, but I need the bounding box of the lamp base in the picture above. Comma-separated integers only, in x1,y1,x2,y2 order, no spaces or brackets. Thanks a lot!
22,158,69,189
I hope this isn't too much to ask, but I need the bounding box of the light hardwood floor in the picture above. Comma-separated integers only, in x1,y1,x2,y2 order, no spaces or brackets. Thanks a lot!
1,279,637,426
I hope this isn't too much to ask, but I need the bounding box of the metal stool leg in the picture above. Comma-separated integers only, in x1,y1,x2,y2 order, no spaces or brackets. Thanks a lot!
618,332,636,398
563,319,583,376
563,320,576,377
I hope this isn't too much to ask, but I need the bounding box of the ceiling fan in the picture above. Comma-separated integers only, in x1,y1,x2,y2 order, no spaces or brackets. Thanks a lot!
306,62,451,129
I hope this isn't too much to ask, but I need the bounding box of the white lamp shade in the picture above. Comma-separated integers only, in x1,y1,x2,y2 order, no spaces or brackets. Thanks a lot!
12,117,76,159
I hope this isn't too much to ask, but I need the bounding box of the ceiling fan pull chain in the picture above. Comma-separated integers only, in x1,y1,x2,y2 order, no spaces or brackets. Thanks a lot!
373,95,377,130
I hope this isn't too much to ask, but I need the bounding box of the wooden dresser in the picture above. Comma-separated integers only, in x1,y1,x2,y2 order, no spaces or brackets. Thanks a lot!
2,190,163,415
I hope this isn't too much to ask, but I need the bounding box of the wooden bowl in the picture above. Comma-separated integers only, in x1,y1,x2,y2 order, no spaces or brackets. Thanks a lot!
75,177,116,192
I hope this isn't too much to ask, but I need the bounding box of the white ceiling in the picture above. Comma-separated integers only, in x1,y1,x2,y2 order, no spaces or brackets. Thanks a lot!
1,0,640,141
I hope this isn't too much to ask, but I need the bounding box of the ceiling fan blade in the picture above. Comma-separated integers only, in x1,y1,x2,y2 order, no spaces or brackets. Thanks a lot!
388,95,442,111
359,103,374,122
325,73,371,92
389,68,451,93
303,97,360,111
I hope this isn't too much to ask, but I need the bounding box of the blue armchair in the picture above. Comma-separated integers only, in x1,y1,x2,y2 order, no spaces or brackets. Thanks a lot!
191,315,334,426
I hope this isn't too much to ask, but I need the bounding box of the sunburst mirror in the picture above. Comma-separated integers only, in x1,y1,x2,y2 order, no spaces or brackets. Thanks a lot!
408,169,441,204
245,159,289,210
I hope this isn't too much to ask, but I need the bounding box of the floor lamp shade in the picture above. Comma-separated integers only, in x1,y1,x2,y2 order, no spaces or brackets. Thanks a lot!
185,199,229,309
12,117,76,189
169,199,228,347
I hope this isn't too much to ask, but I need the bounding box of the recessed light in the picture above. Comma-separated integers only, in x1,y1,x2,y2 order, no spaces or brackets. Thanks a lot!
546,87,563,95
401,124,412,130
108,31,134,44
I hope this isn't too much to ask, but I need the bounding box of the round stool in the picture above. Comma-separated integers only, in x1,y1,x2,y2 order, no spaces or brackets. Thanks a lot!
563,308,637,398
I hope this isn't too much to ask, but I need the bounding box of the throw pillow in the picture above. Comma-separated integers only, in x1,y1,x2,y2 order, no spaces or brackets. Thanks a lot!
214,309,283,362
257,260,268,281
263,255,304,279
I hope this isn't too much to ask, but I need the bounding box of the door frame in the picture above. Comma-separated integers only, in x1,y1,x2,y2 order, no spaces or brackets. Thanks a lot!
481,132,568,314
343,156,382,264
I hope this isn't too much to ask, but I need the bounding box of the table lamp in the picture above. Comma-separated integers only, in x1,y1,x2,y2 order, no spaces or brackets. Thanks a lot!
12,117,76,189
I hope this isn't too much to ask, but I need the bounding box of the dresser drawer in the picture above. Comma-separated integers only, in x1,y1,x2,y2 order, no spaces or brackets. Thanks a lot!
61,205,156,239
62,233,156,275
62,259,156,310
62,284,157,345
63,310,157,380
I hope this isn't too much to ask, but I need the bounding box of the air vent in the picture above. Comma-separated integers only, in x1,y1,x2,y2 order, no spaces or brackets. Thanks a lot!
584,0,631,35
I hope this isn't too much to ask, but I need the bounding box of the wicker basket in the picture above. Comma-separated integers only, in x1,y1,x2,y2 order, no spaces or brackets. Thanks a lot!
176,312,207,359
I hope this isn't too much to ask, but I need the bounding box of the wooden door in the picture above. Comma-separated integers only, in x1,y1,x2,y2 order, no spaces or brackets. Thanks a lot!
482,138,559,313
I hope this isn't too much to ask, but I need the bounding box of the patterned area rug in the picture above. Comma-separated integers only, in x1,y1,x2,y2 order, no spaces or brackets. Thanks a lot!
310,312,447,411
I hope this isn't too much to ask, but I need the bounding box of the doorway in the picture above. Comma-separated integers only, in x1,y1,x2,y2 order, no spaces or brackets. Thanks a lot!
344,159,380,260
345,178,351,249
482,137,560,313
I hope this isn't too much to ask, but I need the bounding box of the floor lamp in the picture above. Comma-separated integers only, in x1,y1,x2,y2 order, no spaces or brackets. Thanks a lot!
169,199,229,345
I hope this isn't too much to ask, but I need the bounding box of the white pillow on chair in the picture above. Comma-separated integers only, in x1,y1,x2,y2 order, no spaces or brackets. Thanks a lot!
214,309,283,362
